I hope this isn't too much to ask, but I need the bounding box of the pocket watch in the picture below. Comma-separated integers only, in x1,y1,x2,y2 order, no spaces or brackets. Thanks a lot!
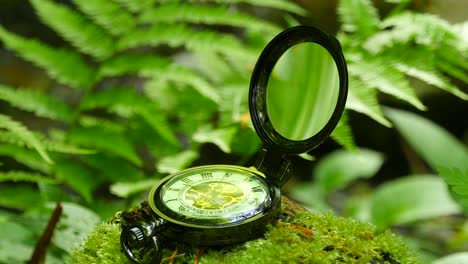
121,25,348,264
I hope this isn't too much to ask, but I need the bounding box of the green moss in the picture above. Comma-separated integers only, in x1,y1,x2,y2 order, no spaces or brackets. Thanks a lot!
70,210,420,264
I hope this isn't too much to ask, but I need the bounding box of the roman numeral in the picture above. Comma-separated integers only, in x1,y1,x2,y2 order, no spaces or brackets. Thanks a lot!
223,172,232,178
201,172,213,179
182,178,193,184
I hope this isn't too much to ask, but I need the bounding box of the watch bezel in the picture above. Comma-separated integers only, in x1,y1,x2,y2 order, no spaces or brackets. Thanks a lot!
148,165,281,229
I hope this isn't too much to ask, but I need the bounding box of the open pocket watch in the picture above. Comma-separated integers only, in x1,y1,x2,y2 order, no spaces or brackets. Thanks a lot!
120,25,348,264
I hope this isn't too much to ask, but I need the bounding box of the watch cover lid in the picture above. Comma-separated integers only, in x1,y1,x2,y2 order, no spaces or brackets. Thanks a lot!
249,25,348,155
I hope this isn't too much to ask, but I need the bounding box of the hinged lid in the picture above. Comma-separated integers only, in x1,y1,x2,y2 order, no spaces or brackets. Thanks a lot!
248,25,348,187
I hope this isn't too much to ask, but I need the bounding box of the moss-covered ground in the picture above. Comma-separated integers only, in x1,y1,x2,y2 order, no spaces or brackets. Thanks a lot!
70,200,420,264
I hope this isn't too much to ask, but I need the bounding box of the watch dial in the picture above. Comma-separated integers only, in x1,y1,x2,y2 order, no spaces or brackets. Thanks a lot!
157,166,271,222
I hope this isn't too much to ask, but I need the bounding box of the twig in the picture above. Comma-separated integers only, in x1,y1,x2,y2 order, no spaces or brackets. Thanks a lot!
194,247,205,264
28,201,63,264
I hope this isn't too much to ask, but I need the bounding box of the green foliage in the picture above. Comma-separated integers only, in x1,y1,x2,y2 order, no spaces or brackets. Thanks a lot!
0,25,95,89
31,0,115,60
0,203,100,264
433,252,468,264
338,0,468,126
0,0,466,262
71,0,136,36
0,114,51,163
0,84,73,122
139,3,281,34
386,108,468,170
437,167,468,210
370,176,462,230
291,148,384,211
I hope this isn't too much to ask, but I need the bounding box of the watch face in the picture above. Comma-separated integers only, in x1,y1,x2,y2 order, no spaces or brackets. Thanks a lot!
149,166,274,226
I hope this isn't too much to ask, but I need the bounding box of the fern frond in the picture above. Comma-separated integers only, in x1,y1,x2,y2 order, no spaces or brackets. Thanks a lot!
0,84,73,122
81,87,179,146
0,171,56,184
330,111,356,151
30,0,115,60
112,0,156,13
79,116,125,133
338,0,380,38
436,60,468,84
53,157,99,202
81,153,144,183
436,43,468,71
364,12,459,54
0,25,95,89
181,0,306,15
346,77,391,127
0,130,94,155
71,0,136,36
98,54,171,79
0,114,52,163
143,66,221,104
0,145,52,173
68,124,142,166
389,49,468,100
117,24,257,62
139,4,280,34
348,54,426,110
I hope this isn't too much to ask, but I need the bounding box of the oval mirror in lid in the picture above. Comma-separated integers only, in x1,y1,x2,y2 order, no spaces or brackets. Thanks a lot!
249,25,348,155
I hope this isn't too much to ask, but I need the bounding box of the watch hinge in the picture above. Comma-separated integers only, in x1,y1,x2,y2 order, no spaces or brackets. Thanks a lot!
254,149,292,188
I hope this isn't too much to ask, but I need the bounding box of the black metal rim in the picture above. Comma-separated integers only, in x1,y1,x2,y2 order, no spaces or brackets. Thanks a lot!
249,25,348,154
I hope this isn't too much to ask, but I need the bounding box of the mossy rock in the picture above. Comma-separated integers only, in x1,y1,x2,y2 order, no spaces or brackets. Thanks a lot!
69,198,420,264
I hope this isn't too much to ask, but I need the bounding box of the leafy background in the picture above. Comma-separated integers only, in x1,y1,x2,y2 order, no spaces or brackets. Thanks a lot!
0,0,466,263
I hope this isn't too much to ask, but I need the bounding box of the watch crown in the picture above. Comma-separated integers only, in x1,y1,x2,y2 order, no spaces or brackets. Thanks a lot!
129,227,145,244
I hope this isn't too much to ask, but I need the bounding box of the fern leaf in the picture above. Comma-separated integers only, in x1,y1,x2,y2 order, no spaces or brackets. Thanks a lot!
364,12,459,54
330,111,356,151
30,0,115,60
346,77,391,127
78,116,125,132
139,4,280,34
436,59,468,84
0,145,52,173
81,153,144,183
68,124,142,166
112,0,156,13
0,25,95,89
98,54,171,79
348,55,426,110
338,0,379,38
143,66,221,104
380,45,468,100
437,166,468,209
0,130,94,155
53,157,100,202
117,23,257,62
436,43,468,71
0,171,56,184
0,84,73,122
181,0,306,15
0,114,52,163
71,0,136,36
81,87,179,146
393,54,468,100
